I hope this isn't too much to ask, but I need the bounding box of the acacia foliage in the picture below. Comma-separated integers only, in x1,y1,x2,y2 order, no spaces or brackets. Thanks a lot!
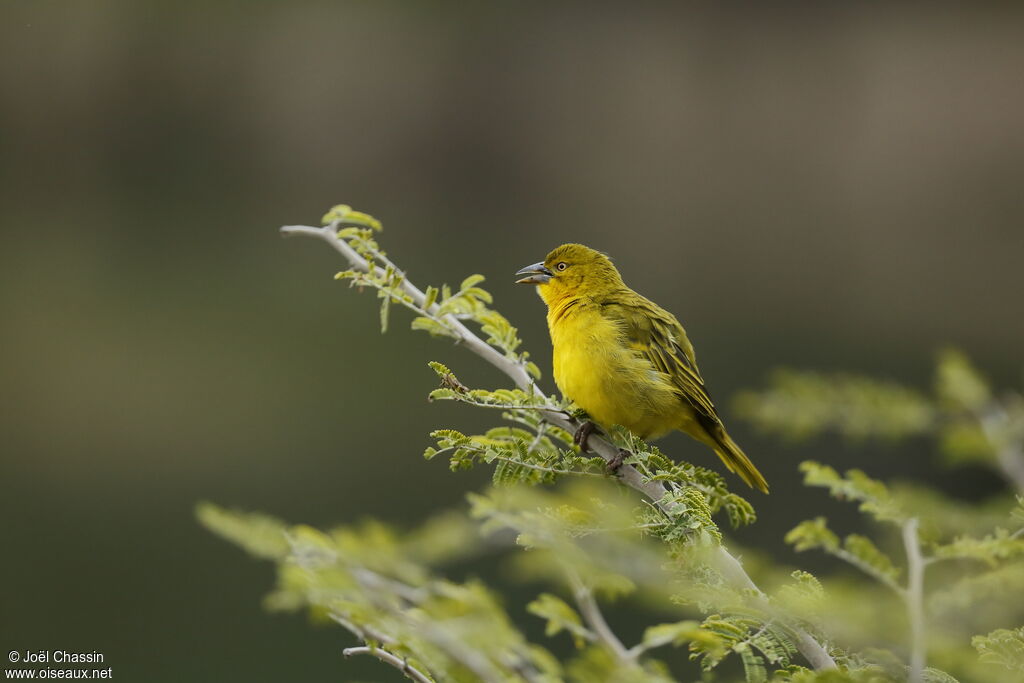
200,206,1024,682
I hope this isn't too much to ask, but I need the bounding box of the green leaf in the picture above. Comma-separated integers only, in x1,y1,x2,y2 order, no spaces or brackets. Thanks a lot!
423,285,439,310
722,493,757,528
930,564,1024,616
922,668,961,683
323,204,383,230
335,226,364,239
938,420,994,465
345,209,383,231
799,461,906,524
321,203,352,224
427,360,451,377
591,573,637,600
932,529,1024,567
786,518,839,553
379,291,390,332
428,388,459,401
492,458,547,486
411,316,454,338
843,534,900,583
1012,496,1024,526
430,428,469,447
772,571,826,618
640,620,702,650
427,361,468,395
973,626,1024,672
936,348,990,412
786,518,902,589
527,593,591,648
733,370,935,442
460,274,486,291
738,644,767,683
692,616,748,669
196,503,290,560
526,360,542,380
655,486,722,545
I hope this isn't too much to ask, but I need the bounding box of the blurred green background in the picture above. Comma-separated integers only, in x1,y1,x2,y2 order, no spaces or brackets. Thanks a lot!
2,2,1023,680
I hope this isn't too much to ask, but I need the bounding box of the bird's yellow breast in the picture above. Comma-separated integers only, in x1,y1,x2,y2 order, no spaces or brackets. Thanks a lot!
547,300,683,439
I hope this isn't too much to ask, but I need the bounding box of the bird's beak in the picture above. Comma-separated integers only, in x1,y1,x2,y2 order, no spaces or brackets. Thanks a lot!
515,262,554,285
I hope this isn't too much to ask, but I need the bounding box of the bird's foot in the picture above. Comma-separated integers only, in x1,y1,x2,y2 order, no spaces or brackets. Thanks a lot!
573,421,598,452
606,448,630,472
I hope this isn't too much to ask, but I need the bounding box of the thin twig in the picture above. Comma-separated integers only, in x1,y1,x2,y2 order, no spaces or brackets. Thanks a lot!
565,568,633,664
281,222,838,671
345,571,506,683
527,419,548,455
436,399,557,412
903,518,926,683
432,445,604,478
343,646,434,683
332,614,435,682
491,454,605,477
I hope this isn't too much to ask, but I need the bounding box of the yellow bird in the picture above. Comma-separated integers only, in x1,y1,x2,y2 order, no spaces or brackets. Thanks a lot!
515,243,769,493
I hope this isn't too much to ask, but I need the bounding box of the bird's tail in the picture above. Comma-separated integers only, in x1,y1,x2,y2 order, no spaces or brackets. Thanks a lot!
707,426,769,494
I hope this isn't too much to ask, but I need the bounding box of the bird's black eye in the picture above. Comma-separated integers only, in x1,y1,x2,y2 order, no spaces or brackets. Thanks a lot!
556,262,568,271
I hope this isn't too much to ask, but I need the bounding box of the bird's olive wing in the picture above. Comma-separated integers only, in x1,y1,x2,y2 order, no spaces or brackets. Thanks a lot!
603,302,718,421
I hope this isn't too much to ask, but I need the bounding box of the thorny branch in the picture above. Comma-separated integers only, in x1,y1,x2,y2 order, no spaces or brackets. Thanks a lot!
335,566,513,683
280,222,838,671
332,614,434,683
342,646,434,683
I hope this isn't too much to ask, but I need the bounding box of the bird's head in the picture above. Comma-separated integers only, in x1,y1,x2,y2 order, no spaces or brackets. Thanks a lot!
515,243,624,305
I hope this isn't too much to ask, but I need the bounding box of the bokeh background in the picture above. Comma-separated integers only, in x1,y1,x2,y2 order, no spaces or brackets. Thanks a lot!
2,2,1023,680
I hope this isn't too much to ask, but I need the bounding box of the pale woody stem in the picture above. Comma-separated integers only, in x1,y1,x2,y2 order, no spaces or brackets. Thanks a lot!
343,646,433,683
565,568,633,664
903,518,926,683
